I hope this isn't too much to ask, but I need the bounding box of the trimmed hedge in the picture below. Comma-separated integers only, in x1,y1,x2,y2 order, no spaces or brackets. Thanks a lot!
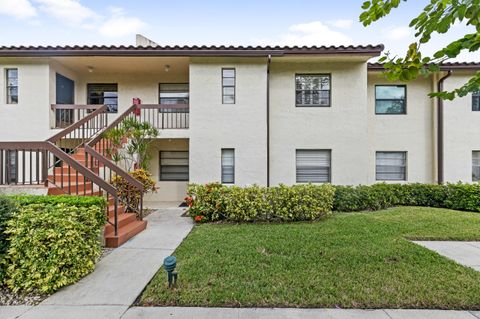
187,183,335,222
333,183,480,212
0,195,106,294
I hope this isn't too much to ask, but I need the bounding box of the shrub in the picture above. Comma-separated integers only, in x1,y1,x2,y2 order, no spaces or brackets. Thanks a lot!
3,202,105,294
333,183,480,212
111,168,157,214
0,196,17,255
10,195,107,209
187,183,334,222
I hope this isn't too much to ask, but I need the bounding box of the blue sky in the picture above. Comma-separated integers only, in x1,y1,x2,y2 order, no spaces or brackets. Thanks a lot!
0,0,478,61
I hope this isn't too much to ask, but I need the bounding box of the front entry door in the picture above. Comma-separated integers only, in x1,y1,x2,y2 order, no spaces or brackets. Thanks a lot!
55,73,75,128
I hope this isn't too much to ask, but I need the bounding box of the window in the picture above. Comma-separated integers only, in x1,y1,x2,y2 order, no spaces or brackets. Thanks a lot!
6,150,17,184
221,149,235,183
296,150,331,183
87,84,118,113
160,151,189,181
473,151,480,182
473,91,480,111
376,152,407,181
159,83,189,105
222,68,235,104
295,74,330,107
375,85,406,114
6,68,18,104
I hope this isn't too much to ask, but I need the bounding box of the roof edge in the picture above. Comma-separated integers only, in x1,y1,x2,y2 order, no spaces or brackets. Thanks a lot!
0,44,384,57
368,62,480,71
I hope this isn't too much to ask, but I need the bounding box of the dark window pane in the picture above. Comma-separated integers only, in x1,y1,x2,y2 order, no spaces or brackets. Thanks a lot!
375,86,406,114
160,151,189,181
6,68,18,104
87,84,118,113
375,100,405,114
295,75,330,107
160,84,189,105
473,92,480,111
473,151,480,181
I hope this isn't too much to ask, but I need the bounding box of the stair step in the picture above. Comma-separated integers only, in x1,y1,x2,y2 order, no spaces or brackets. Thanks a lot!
104,220,147,248
48,173,87,183
108,204,125,217
54,166,99,174
104,212,137,234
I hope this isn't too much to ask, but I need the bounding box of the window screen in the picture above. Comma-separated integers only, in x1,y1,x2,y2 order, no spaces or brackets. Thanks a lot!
221,149,235,183
376,152,407,181
160,151,189,181
296,150,331,183
473,151,480,182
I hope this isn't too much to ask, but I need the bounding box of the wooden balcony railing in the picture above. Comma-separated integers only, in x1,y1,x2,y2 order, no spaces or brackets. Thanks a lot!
138,104,189,129
51,104,105,129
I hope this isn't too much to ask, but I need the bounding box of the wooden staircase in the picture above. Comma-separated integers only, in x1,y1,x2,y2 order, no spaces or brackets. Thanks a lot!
47,146,147,248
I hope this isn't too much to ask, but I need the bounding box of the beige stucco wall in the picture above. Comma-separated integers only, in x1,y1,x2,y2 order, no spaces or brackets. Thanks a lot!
269,61,369,185
189,58,268,185
367,74,435,183
144,138,189,201
0,58,51,141
443,72,480,183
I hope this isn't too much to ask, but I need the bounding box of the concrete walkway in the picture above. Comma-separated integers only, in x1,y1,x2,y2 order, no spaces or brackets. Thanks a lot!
4,205,193,319
413,241,480,271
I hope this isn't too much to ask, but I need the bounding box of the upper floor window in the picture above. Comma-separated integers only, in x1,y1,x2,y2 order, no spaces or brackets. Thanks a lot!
376,151,407,181
473,91,480,111
375,85,406,114
159,83,189,105
87,83,118,113
473,151,480,182
6,68,18,104
295,74,331,107
296,149,331,183
222,68,235,104
221,148,235,183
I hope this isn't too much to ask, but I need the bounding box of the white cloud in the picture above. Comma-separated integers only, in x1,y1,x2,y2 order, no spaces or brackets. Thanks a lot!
34,0,99,26
384,26,412,40
99,7,146,38
278,21,353,46
328,19,353,30
0,0,37,19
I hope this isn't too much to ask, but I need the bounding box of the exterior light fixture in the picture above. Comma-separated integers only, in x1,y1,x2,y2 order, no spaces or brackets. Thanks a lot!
163,255,178,288
164,64,170,72
87,66,94,73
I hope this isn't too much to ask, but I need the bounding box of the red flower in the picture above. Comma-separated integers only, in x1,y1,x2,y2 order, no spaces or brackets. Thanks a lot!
194,215,204,222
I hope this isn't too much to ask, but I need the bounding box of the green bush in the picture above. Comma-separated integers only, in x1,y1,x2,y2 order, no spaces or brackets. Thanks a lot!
187,183,334,222
0,196,17,255
10,195,106,209
333,183,480,212
3,201,106,294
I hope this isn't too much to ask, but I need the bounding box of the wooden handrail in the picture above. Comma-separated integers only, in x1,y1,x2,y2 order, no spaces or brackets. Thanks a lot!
51,104,103,110
0,141,117,196
84,144,144,192
138,104,189,110
48,105,108,143
88,105,137,147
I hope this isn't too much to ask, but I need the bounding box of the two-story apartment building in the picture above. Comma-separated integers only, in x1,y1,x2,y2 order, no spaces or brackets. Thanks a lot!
0,42,479,203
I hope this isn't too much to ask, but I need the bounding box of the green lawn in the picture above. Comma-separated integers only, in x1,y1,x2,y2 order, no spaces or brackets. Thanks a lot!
140,207,480,309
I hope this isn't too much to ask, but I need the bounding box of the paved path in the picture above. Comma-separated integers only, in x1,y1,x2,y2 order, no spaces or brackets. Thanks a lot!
2,206,193,319
413,241,480,271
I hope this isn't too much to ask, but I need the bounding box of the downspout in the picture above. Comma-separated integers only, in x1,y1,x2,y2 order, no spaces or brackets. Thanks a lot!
437,70,452,184
266,54,271,187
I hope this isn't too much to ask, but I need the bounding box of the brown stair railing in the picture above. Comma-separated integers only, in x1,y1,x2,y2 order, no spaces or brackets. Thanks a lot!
51,104,104,129
48,105,108,152
0,141,121,235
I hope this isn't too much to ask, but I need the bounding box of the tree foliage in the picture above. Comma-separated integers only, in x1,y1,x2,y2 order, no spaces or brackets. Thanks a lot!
360,0,480,100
